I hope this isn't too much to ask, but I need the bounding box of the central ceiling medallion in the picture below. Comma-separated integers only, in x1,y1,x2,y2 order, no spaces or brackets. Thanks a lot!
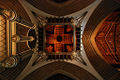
42,17,77,59
34,16,82,60
45,25,73,53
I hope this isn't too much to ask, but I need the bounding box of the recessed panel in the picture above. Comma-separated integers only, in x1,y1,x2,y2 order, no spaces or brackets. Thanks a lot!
45,25,73,53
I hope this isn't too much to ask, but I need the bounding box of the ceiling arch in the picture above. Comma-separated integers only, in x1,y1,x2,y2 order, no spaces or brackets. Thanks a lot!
0,0,120,80
25,0,95,16
23,61,97,80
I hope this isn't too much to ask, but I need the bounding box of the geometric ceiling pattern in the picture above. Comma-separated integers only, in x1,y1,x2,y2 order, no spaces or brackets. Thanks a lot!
95,11,120,67
0,0,120,80
45,25,73,53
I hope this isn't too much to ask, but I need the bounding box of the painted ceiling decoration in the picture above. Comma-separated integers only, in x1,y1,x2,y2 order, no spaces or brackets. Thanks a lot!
0,0,120,80
45,17,74,60
15,0,104,80
0,6,95,70
92,8,120,68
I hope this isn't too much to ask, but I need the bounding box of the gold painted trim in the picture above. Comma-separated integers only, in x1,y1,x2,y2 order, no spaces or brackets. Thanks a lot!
11,22,17,55
6,20,10,56
15,21,35,29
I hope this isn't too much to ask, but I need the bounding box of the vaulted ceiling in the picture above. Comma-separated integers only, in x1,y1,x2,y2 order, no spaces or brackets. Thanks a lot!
0,0,120,80
26,0,95,16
